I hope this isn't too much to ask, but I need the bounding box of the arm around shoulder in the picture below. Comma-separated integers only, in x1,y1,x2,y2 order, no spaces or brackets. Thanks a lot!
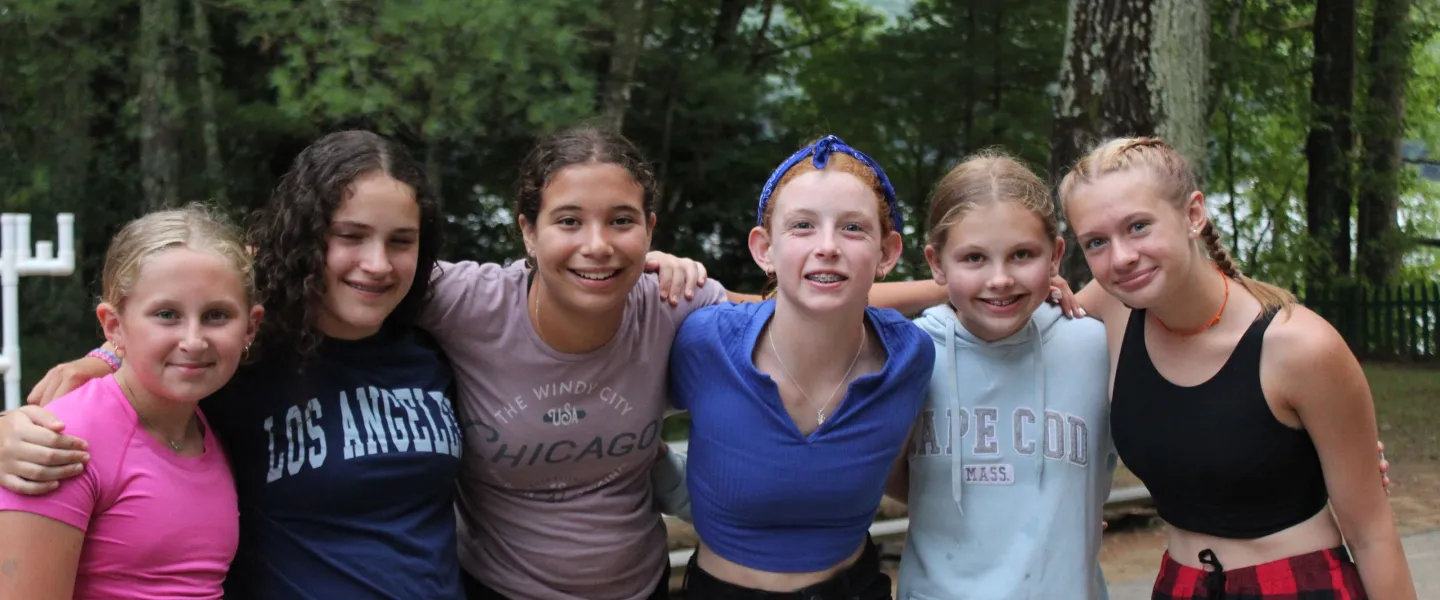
722,279,947,316
651,445,692,523
1074,280,1125,324
0,404,92,495
869,279,948,317
1272,309,1416,599
0,411,98,600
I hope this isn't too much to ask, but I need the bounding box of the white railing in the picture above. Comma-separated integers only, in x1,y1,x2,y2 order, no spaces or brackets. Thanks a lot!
0,214,77,411
662,440,1151,569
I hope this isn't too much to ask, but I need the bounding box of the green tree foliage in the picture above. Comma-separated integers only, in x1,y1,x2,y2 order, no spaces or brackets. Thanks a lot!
0,0,1437,393
787,0,1065,274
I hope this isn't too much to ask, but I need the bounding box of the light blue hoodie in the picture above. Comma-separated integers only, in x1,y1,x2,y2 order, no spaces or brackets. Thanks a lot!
897,303,1116,600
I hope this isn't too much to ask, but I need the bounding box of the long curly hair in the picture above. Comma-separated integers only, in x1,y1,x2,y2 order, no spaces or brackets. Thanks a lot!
246,130,442,363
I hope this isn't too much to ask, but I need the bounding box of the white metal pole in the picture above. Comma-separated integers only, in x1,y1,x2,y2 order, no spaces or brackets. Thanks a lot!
0,213,78,411
2,215,19,411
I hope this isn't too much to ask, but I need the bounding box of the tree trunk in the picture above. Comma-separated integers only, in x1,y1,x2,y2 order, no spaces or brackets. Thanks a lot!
139,0,182,211
1219,0,1243,251
425,142,444,211
1355,0,1412,286
1304,0,1357,285
744,0,777,73
989,4,1006,143
192,0,225,205
51,67,95,235
963,1,977,149
1152,0,1209,175
599,0,649,131
711,0,752,55
1048,0,1210,285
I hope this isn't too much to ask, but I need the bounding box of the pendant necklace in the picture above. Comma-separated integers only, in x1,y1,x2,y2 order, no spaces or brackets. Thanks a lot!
768,323,866,426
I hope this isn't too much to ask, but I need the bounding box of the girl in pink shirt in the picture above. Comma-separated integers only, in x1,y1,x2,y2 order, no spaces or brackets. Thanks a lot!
0,206,262,600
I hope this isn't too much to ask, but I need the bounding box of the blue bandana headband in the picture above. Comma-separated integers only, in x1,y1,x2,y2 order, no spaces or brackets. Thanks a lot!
755,135,902,229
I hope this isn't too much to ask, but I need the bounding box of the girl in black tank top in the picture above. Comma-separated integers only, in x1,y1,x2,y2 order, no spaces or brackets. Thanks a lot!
1112,308,1329,539
1057,136,1415,599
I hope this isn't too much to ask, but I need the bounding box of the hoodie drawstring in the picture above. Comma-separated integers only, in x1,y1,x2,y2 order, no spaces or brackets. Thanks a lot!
947,312,1049,515
1032,319,1046,481
947,321,964,514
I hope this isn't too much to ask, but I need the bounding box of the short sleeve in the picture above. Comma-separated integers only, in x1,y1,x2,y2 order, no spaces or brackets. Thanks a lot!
0,469,101,532
418,260,512,343
0,399,109,531
667,307,723,412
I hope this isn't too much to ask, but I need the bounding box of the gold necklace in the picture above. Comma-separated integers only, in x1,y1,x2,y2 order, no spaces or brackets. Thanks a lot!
767,321,866,426
117,377,186,452
532,290,544,342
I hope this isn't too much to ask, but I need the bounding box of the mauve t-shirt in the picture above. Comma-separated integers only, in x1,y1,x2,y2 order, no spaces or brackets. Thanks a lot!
420,260,726,600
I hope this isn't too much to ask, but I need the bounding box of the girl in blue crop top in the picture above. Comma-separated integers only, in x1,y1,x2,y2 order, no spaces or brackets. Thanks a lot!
668,136,934,600
1061,137,1415,599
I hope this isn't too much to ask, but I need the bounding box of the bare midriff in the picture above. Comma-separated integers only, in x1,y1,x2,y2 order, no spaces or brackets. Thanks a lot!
1163,507,1343,570
693,538,866,592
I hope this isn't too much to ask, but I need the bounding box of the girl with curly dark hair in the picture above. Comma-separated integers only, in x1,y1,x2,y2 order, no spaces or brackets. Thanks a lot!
247,130,444,363
0,130,469,599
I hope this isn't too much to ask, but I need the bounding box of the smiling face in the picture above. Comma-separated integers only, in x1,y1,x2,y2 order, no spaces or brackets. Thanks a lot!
1065,169,1207,309
520,162,655,318
103,248,262,405
317,172,422,340
750,169,902,314
926,202,1062,342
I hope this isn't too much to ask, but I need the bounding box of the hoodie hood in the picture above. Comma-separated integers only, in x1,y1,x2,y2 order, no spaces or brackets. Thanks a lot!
914,302,1063,513
915,301,1065,348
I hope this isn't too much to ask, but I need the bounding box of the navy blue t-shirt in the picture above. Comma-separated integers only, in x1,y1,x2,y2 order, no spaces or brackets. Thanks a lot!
201,325,465,600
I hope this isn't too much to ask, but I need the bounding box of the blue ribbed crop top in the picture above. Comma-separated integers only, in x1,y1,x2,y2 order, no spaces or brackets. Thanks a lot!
668,300,933,572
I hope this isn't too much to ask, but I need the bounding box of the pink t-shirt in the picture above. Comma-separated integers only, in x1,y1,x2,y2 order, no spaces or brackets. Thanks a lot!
0,375,238,599
422,260,726,600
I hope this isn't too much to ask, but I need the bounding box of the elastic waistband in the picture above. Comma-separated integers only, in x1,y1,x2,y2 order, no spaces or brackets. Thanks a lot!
1153,546,1366,600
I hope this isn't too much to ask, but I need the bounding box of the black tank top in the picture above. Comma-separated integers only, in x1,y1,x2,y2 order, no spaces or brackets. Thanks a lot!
1110,309,1328,539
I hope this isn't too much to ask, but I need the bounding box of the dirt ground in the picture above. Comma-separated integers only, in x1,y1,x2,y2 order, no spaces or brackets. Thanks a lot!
665,462,1440,589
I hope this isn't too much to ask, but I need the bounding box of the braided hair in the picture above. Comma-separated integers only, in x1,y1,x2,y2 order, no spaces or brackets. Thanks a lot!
1058,136,1295,313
